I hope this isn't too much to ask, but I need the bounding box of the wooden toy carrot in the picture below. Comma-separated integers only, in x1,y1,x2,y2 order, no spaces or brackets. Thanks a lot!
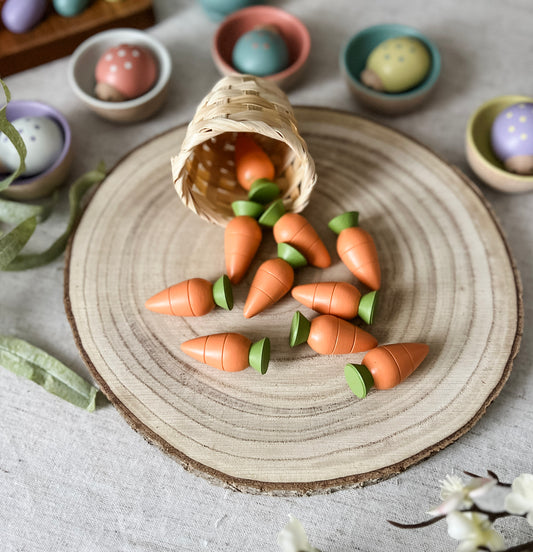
344,343,429,397
181,333,270,374
289,311,378,355
234,133,275,191
145,275,232,316
291,282,378,324
328,211,381,290
259,199,331,268
243,243,307,319
225,201,264,284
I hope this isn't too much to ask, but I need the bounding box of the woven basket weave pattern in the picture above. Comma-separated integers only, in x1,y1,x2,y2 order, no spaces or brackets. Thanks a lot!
172,75,317,226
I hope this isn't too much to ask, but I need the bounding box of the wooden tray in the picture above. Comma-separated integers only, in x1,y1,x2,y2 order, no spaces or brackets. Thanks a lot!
0,0,154,76
64,107,522,495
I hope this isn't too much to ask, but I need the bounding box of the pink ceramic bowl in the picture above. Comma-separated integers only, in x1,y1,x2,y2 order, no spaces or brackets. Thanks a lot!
212,6,310,89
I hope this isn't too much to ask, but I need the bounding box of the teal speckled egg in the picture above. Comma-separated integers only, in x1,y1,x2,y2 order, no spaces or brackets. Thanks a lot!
53,0,91,17
232,28,289,77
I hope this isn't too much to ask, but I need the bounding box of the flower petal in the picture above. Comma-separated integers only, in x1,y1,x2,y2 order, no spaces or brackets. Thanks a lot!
441,475,465,500
456,539,478,552
512,473,533,501
483,528,505,551
277,515,320,552
505,492,531,515
447,511,476,540
428,493,465,516
527,510,533,527
468,477,497,498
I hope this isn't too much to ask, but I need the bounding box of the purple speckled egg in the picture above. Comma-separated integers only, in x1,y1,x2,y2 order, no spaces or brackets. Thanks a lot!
491,102,533,175
1,0,47,34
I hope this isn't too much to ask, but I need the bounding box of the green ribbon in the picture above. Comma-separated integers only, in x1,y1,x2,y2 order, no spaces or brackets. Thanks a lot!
0,80,102,412
0,79,26,191
0,192,57,225
3,162,106,271
0,79,107,271
0,335,99,411
0,216,37,270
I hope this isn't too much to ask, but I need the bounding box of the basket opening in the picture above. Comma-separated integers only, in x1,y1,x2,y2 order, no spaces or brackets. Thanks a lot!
182,131,297,222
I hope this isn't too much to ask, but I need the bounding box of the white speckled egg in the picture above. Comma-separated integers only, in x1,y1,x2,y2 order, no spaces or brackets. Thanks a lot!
0,116,64,177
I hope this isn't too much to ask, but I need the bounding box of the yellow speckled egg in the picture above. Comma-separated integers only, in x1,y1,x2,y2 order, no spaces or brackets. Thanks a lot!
361,36,431,93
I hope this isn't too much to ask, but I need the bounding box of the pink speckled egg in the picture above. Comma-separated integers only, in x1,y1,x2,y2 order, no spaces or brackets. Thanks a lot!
94,44,158,102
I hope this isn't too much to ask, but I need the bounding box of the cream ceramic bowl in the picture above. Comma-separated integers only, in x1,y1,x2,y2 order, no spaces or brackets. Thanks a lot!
466,95,533,193
68,28,172,123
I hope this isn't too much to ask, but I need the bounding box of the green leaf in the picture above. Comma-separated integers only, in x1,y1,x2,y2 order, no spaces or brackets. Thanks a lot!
3,162,106,271
0,335,98,411
0,79,27,191
0,216,37,270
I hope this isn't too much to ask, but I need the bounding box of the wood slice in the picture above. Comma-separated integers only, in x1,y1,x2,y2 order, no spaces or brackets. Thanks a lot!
64,107,522,495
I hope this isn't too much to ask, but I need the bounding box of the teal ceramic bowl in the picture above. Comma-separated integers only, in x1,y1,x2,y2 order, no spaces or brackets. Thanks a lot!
199,0,260,22
340,24,441,115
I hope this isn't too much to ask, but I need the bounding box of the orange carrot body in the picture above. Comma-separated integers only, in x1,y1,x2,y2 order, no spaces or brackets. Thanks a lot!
243,258,294,318
225,215,262,284
234,134,275,191
337,227,380,290
273,213,331,268
145,278,214,316
308,315,377,354
181,333,252,372
362,343,429,389
291,282,361,319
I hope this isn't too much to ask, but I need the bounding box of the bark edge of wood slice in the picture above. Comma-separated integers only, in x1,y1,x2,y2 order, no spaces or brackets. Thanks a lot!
64,107,523,496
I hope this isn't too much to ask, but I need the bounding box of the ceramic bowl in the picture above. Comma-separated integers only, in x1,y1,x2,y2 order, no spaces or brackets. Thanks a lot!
68,28,172,123
466,95,533,193
1,100,73,200
199,0,259,21
340,24,441,115
212,5,311,89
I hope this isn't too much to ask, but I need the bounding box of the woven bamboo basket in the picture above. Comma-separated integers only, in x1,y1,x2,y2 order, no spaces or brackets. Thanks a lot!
171,75,317,226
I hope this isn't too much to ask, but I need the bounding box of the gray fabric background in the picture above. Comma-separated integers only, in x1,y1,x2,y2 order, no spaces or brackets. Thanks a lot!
1,1,532,550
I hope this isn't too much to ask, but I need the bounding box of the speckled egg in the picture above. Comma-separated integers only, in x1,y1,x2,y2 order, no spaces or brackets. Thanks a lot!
361,36,431,93
491,102,533,175
1,0,47,34
95,44,158,102
53,0,91,17
0,116,63,177
232,27,289,77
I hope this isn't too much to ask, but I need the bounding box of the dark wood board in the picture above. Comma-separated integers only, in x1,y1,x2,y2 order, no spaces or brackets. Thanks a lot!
0,0,155,76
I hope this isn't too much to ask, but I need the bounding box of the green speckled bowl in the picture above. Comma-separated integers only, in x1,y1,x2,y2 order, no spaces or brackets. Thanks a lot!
340,24,441,115
466,95,533,193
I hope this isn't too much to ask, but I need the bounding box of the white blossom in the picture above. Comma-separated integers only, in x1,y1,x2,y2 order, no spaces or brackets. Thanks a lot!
277,515,320,552
504,473,533,526
428,475,496,516
447,511,505,552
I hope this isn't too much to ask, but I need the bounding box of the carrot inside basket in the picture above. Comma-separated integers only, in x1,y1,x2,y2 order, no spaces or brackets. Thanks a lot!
171,75,317,226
